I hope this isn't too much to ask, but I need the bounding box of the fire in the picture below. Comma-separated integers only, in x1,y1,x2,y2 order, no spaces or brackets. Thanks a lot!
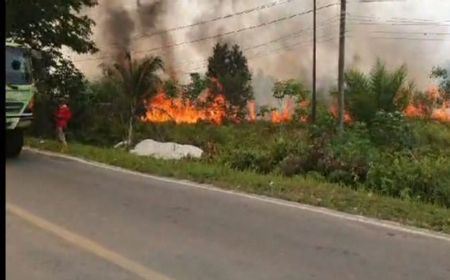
271,98,295,123
142,82,450,125
247,101,257,122
431,102,450,122
330,105,353,124
404,86,450,123
404,104,427,119
145,91,227,125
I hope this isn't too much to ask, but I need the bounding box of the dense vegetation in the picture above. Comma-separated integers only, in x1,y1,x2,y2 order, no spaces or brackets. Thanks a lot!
27,38,450,212
30,98,450,208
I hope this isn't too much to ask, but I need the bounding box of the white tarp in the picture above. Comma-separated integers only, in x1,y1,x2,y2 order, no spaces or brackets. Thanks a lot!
131,139,203,160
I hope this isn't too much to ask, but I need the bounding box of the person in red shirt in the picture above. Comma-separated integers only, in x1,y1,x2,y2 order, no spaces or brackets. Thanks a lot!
55,98,72,149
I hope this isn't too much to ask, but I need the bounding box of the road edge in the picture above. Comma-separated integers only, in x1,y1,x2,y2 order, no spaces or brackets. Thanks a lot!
23,147,450,242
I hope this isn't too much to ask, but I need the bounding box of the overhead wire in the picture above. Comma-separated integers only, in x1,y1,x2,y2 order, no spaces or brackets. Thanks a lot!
72,2,340,63
132,0,298,40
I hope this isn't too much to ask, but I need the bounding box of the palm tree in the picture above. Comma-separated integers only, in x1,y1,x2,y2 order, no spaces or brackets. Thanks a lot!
344,60,412,124
104,52,164,147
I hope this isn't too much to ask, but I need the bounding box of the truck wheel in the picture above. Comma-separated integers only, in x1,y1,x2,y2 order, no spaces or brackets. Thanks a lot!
6,129,24,158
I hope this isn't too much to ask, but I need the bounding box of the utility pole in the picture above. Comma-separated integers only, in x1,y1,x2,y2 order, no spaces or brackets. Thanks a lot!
337,0,346,132
311,0,317,123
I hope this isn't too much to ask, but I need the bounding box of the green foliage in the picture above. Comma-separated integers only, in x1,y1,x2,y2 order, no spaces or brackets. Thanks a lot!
369,111,415,149
71,79,126,145
273,79,308,102
345,60,412,123
412,121,450,149
102,52,164,145
431,66,450,99
163,79,180,98
318,123,379,184
36,91,450,208
6,0,97,53
278,154,309,177
6,0,98,110
206,43,253,118
27,137,450,233
184,73,208,101
367,153,450,207
221,148,273,174
30,91,57,137
308,105,336,138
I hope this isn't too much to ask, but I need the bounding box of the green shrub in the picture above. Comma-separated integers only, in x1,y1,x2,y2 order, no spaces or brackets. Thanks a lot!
367,153,450,207
369,111,415,149
318,123,379,184
344,60,412,123
277,142,310,177
411,120,450,149
221,148,273,174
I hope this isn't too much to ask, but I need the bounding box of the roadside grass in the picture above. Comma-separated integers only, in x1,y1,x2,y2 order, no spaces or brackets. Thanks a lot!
26,137,450,234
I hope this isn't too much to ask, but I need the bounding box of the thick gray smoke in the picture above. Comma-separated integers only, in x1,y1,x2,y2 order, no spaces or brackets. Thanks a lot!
103,0,134,56
73,0,450,107
183,0,449,106
88,0,176,76
135,0,177,78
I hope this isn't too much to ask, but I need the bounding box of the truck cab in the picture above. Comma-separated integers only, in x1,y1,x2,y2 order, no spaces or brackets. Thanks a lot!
5,42,36,157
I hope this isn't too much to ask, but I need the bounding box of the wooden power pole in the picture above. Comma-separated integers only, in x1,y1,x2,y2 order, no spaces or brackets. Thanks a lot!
311,0,317,123
338,0,347,131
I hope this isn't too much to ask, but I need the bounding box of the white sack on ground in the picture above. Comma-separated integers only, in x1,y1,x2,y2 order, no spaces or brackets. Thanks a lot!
131,139,203,160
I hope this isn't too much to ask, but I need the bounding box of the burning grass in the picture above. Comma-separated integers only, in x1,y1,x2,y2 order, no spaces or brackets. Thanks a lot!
141,84,449,127
404,86,450,123
144,91,227,125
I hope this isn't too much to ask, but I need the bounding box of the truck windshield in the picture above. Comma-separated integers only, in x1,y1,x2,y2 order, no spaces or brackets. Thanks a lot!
6,46,32,85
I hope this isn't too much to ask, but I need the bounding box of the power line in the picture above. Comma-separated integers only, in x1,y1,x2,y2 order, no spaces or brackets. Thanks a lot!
176,26,449,75
130,2,340,54
113,19,450,75
81,16,340,74
98,0,299,50
346,15,450,27
132,0,298,40
177,33,343,73
347,13,450,24
72,2,340,63
370,31,450,36
349,35,450,42
170,16,341,71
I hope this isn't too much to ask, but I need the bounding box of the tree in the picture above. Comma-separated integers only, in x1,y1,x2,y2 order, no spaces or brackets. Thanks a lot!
431,66,450,100
206,43,253,119
344,60,412,124
103,52,164,146
273,80,308,102
184,73,208,101
6,0,98,102
273,79,309,121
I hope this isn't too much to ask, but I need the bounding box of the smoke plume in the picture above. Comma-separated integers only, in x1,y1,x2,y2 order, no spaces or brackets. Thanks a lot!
73,0,450,107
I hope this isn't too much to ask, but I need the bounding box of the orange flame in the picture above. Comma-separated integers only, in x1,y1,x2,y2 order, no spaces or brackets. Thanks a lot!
144,90,227,125
271,98,295,123
431,102,450,122
330,105,353,124
404,104,427,119
247,100,257,122
404,86,450,123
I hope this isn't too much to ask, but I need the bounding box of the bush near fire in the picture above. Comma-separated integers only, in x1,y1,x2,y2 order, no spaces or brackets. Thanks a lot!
31,43,450,208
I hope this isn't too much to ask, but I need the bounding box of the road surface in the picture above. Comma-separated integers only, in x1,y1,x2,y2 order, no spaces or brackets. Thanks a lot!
6,150,450,280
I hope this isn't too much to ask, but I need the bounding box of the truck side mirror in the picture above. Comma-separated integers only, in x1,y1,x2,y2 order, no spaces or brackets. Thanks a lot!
11,60,21,70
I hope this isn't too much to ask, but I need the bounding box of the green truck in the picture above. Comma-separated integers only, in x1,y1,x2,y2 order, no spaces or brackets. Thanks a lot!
5,42,38,157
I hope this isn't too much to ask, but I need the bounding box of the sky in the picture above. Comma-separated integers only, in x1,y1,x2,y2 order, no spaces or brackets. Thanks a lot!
65,0,450,105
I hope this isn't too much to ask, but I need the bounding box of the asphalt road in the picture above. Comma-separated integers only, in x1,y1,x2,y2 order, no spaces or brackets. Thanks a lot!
6,150,450,280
